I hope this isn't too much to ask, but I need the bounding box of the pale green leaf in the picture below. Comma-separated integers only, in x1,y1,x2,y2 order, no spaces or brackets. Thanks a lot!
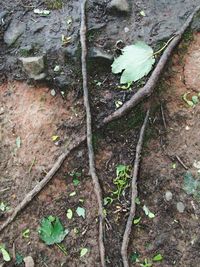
80,248,88,257
192,95,199,104
16,136,21,148
69,191,76,197
66,209,73,220
76,207,86,219
183,93,194,107
143,205,155,218
112,41,155,84
0,245,11,262
133,217,141,225
152,253,163,262
22,229,30,238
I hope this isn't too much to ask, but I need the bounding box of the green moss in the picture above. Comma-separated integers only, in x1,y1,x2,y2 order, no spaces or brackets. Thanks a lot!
107,105,146,133
45,0,63,9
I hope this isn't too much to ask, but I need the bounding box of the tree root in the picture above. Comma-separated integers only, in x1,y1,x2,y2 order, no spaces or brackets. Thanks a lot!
121,110,149,267
1,5,200,248
80,1,105,266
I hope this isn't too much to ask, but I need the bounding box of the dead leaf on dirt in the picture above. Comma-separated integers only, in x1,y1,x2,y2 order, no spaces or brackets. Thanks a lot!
76,207,86,219
16,136,21,148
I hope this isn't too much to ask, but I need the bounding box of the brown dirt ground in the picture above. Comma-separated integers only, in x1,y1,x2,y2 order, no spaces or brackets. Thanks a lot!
1,33,200,267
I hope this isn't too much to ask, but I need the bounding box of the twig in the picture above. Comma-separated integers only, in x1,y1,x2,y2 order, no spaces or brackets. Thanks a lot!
0,135,86,233
80,1,105,266
175,155,188,170
0,5,199,236
160,103,167,129
101,5,200,126
121,110,150,267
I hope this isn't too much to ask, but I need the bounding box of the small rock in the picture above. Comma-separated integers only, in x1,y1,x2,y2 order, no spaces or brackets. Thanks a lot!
0,107,4,115
124,27,129,33
176,202,185,213
4,20,26,46
54,65,61,72
50,89,56,96
54,75,69,90
108,0,130,13
19,56,46,80
24,256,34,267
88,47,113,63
165,191,173,201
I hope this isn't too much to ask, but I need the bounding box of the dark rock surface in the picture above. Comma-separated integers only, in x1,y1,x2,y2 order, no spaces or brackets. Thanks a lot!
0,0,200,84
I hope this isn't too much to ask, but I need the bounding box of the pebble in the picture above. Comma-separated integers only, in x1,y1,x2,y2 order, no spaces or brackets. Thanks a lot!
108,0,130,13
50,89,56,96
165,190,173,201
0,107,4,115
176,202,185,213
124,27,129,33
24,256,34,267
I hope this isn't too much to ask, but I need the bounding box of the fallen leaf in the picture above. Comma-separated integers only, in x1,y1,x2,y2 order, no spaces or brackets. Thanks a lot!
80,248,88,257
143,205,155,218
52,135,59,141
0,245,11,262
112,41,155,84
16,136,21,148
38,216,69,245
152,253,163,262
66,209,73,220
76,207,86,219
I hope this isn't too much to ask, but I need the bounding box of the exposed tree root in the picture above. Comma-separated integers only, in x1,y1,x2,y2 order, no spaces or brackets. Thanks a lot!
101,4,200,126
80,0,105,266
1,5,200,243
121,110,149,267
0,135,86,233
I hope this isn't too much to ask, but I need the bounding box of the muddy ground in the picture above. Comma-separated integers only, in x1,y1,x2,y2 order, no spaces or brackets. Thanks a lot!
1,1,200,267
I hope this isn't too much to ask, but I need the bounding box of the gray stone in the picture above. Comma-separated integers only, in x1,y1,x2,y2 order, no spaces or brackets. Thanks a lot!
19,56,46,80
176,202,185,213
4,20,26,46
108,0,130,13
88,47,113,63
165,191,173,201
54,75,69,90
24,256,34,267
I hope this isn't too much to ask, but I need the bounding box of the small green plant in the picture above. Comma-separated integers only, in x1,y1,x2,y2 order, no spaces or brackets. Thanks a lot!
140,258,152,267
112,164,131,199
183,172,200,199
0,202,10,213
69,171,81,186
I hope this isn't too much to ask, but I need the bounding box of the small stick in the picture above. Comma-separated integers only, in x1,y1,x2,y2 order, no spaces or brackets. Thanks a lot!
175,155,188,170
101,5,200,126
80,1,105,266
160,103,167,129
121,110,150,267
